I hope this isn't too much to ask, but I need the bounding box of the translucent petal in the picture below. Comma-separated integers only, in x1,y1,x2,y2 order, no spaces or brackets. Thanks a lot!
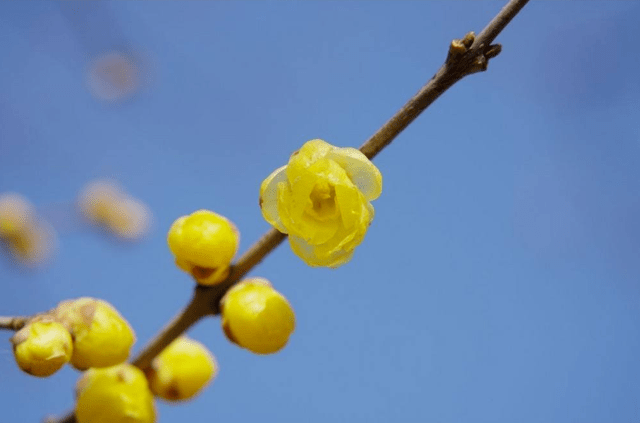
289,235,355,268
286,139,334,183
326,147,382,201
334,183,362,230
259,166,288,233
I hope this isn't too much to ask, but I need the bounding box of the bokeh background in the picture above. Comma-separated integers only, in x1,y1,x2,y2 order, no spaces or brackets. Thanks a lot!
1,1,640,422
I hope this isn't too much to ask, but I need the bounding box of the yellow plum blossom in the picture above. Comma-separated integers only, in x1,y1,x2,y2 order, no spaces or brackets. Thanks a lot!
167,210,240,285
221,278,295,354
260,139,382,267
75,363,156,423
146,336,217,402
11,319,73,377
55,297,136,370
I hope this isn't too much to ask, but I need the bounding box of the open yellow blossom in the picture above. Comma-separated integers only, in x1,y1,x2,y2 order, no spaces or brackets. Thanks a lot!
11,319,73,377
146,336,217,402
55,297,136,370
260,139,382,267
167,210,240,285
221,278,295,355
75,363,156,423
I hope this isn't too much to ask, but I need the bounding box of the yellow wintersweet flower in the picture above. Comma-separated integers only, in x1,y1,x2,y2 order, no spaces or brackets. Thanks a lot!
75,363,156,423
11,318,73,377
146,336,217,402
260,139,382,267
167,210,240,285
55,297,136,370
221,278,295,355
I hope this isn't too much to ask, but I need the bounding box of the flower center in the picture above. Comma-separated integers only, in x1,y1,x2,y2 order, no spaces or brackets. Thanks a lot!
308,181,337,220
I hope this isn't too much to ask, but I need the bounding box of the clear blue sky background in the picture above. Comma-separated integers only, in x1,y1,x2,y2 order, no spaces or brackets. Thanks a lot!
1,2,639,422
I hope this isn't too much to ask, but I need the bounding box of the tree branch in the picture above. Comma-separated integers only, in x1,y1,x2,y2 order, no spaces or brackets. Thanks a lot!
0,315,29,331
48,0,529,421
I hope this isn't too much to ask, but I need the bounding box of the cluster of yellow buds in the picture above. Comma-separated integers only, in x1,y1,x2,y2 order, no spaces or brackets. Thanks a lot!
6,138,382,422
168,211,296,355
10,297,135,377
0,193,57,266
73,337,218,423
78,179,152,241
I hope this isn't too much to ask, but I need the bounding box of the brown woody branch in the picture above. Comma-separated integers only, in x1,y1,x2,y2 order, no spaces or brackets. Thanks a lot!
0,316,29,331
50,0,529,421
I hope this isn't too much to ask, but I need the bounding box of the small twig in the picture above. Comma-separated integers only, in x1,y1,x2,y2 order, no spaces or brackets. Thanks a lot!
48,1,529,421
0,315,29,331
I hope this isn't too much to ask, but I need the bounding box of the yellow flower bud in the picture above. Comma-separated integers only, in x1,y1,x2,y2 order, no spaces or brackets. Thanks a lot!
55,298,136,370
11,318,73,377
260,139,382,268
221,278,295,354
75,363,156,423
167,210,240,286
146,336,217,402
0,193,35,238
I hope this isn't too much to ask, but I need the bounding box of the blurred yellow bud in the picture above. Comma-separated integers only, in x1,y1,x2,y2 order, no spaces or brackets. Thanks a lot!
146,336,217,402
55,297,136,370
78,179,152,240
167,210,240,286
75,363,156,423
108,196,152,240
0,193,35,237
7,220,57,267
78,180,123,225
221,278,295,354
11,318,73,377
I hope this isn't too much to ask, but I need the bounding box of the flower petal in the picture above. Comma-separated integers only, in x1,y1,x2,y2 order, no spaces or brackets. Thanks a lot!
278,182,338,245
259,166,288,233
289,235,355,268
326,147,382,201
286,139,334,184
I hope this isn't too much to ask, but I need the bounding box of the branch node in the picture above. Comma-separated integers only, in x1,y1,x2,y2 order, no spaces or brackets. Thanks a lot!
448,31,476,59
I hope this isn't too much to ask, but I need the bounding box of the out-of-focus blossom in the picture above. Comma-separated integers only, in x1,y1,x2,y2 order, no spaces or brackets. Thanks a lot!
86,51,140,103
0,193,35,237
0,193,57,267
77,179,152,241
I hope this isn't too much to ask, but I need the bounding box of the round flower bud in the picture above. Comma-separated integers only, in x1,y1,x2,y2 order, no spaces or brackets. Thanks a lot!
55,298,136,370
146,336,217,402
11,318,73,377
75,363,156,423
221,278,295,354
0,193,35,238
167,210,240,286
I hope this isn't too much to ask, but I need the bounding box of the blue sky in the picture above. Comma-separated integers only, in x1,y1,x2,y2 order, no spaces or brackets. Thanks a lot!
1,1,640,422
